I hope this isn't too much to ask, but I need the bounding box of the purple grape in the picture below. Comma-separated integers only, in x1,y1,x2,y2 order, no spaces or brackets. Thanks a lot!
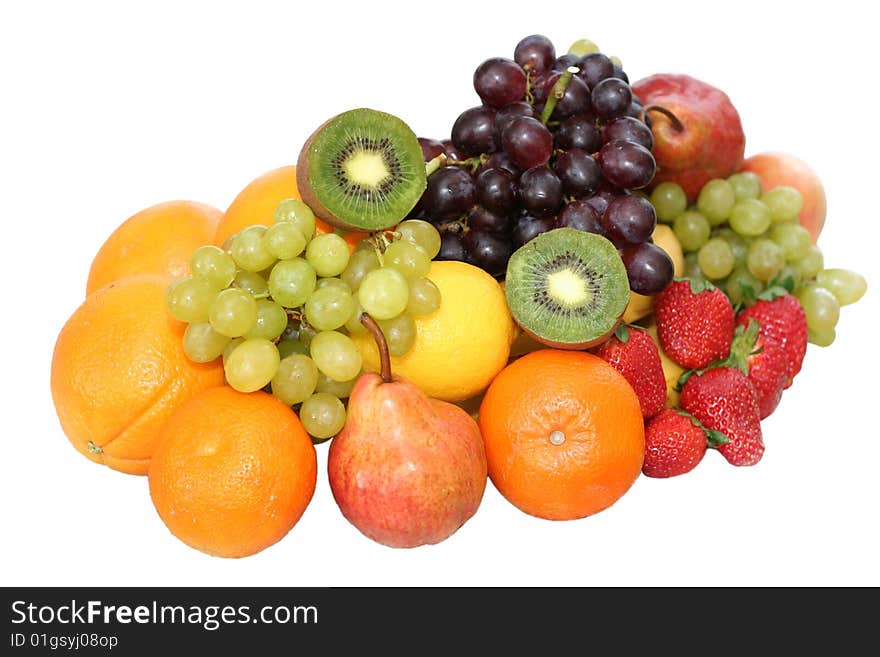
596,140,656,189
591,77,633,120
513,34,555,75
518,166,563,217
602,116,654,150
475,167,518,216
418,137,445,161
557,200,604,234
622,242,674,295
451,106,498,156
611,62,629,83
494,101,537,140
577,52,614,88
437,230,468,262
603,195,657,245
466,205,511,233
501,116,553,169
554,115,601,153
542,72,591,119
553,148,601,198
480,151,522,178
463,229,513,276
551,53,580,71
441,139,463,162
512,213,557,246
473,57,528,109
421,166,476,220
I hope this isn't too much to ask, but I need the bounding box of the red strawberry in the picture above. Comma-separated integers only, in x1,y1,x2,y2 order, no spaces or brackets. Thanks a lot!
654,278,735,370
642,407,727,478
592,325,666,419
736,293,808,388
679,367,764,467
727,319,789,419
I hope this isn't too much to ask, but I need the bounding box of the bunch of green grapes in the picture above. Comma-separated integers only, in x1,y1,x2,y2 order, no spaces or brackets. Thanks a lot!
165,198,442,442
649,175,866,346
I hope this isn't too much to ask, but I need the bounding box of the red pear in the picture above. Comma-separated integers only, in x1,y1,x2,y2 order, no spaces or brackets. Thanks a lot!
327,314,487,549
632,73,746,201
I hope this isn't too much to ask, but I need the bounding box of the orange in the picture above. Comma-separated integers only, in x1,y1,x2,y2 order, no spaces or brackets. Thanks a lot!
148,387,317,558
51,275,225,475
214,164,367,250
478,349,644,520
86,200,222,295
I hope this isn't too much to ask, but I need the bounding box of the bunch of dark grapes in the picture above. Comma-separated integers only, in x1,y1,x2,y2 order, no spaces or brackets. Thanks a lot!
410,34,674,296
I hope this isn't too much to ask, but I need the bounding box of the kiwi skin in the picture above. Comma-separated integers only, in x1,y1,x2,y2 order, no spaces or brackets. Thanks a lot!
504,228,629,351
296,108,426,232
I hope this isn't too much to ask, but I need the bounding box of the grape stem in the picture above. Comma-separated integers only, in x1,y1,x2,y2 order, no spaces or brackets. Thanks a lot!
641,104,684,132
540,66,579,125
360,312,393,384
425,153,447,177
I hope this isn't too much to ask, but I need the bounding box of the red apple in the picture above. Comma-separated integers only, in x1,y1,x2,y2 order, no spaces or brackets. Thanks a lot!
632,73,746,201
739,151,827,244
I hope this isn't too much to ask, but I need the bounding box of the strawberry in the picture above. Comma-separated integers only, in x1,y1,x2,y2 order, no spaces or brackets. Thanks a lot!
736,292,808,389
727,319,789,419
592,325,666,419
679,366,764,467
642,407,727,478
653,278,735,370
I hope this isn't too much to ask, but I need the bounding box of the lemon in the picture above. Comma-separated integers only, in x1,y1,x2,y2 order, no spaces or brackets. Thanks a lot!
353,260,516,402
623,224,685,323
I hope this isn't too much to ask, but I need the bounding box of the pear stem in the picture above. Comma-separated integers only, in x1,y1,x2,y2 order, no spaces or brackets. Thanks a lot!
360,312,393,384
641,104,685,132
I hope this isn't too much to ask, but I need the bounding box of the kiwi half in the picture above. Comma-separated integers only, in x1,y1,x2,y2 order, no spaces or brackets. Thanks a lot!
504,228,630,349
296,108,427,232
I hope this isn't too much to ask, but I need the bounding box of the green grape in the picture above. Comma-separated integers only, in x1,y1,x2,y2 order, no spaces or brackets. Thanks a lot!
816,268,867,306
649,182,688,223
231,225,276,272
729,198,771,237
683,252,702,278
315,277,351,292
340,248,380,291
796,245,824,280
309,330,363,382
770,223,812,262
567,38,600,56
808,327,835,347
343,298,368,335
796,284,840,334
233,270,268,296
396,219,442,259
746,238,785,282
711,227,749,266
245,298,289,340
275,198,316,240
777,264,803,290
673,210,711,253
696,179,736,226
358,267,410,320
190,245,236,289
724,266,764,306
264,221,307,260
298,323,317,348
305,232,350,278
224,338,281,393
221,232,238,253
183,321,230,363
697,238,735,280
222,337,244,363
315,371,359,398
299,392,347,442
378,313,417,357
762,186,803,223
270,354,319,406
727,172,763,201
353,236,376,252
383,239,431,280
268,257,316,308
209,287,258,337
406,276,442,316
277,338,309,359
304,286,355,331
166,276,218,322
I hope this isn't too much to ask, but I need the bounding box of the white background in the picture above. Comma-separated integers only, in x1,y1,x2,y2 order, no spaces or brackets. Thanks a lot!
2,0,878,587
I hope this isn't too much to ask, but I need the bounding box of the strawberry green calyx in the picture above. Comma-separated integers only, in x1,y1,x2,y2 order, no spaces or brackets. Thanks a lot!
672,275,716,296
674,408,729,449
674,319,759,390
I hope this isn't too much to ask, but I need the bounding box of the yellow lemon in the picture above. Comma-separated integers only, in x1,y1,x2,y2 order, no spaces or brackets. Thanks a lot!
622,224,685,323
353,260,516,402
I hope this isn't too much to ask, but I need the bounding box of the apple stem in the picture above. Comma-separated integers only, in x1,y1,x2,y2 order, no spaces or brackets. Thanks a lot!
360,312,393,384
641,104,685,133
540,66,579,125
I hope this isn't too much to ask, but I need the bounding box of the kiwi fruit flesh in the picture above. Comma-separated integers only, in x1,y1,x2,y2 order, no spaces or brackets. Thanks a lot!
296,108,427,232
504,227,630,349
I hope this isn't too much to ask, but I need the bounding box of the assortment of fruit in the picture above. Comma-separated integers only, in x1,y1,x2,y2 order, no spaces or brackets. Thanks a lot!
50,34,868,558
